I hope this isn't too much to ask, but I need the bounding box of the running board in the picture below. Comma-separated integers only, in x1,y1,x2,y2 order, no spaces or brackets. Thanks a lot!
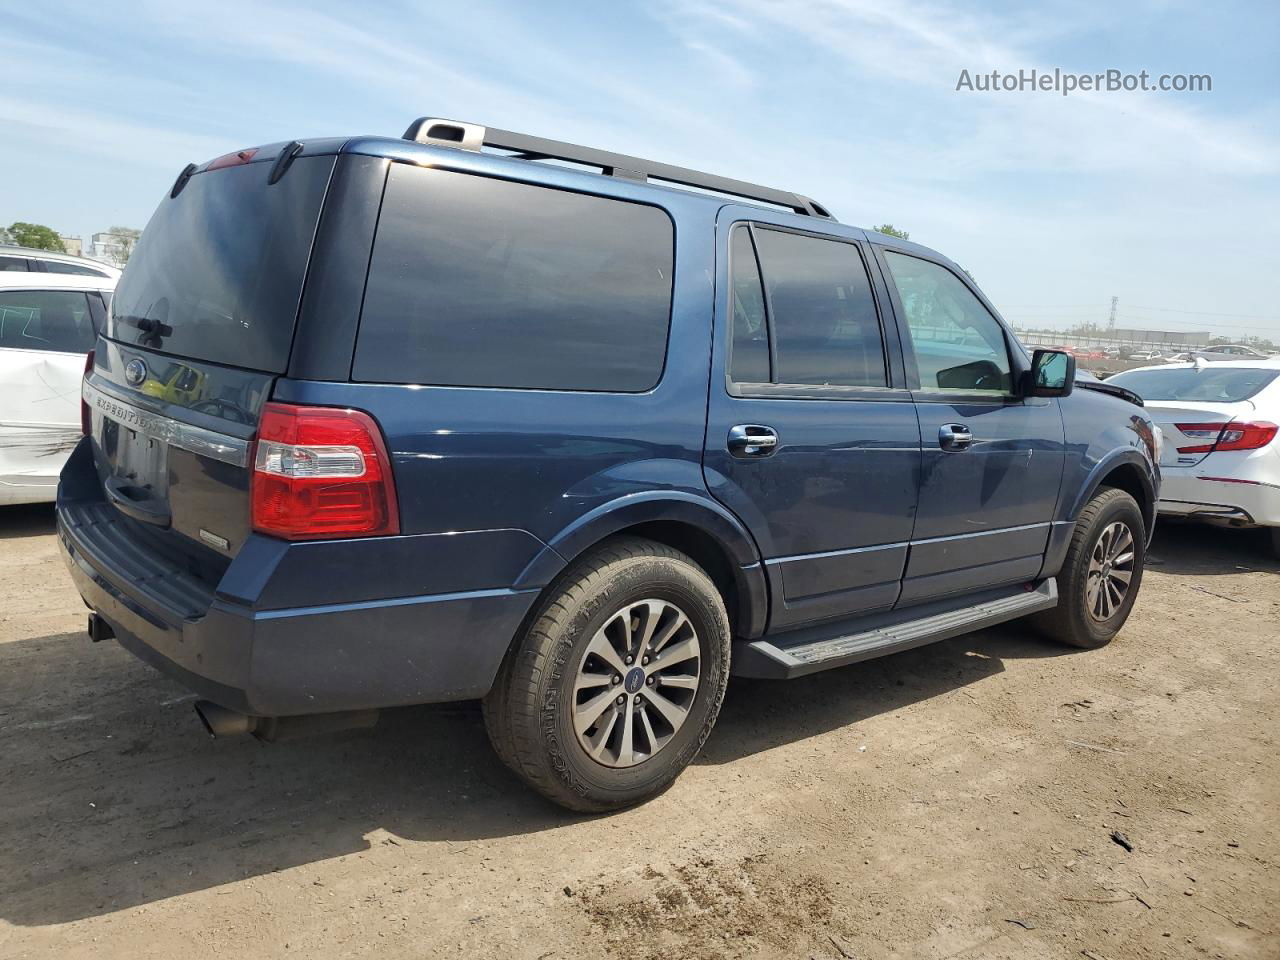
733,579,1057,679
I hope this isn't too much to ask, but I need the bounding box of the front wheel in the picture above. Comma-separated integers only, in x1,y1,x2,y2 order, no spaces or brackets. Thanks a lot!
483,537,731,812
1034,487,1146,649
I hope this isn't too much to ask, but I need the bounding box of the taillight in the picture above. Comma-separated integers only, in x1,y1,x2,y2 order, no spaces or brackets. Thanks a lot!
80,349,95,436
1175,421,1278,454
250,402,399,540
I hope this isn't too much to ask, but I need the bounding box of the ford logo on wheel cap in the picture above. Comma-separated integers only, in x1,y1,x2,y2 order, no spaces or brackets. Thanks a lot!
124,358,147,387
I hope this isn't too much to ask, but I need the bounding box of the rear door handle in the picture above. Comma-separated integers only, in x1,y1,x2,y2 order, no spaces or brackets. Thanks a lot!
938,423,972,451
728,424,778,458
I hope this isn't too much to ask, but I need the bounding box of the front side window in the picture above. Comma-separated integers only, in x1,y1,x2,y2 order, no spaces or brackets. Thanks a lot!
0,290,94,353
884,251,1013,395
728,226,887,388
355,165,674,392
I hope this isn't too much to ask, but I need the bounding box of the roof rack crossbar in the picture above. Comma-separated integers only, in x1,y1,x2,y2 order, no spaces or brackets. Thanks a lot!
402,117,832,219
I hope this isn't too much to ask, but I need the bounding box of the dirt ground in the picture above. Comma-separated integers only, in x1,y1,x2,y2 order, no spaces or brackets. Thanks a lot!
1,504,1276,960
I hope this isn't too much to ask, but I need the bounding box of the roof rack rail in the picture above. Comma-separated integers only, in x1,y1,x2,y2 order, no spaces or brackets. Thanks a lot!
402,117,833,219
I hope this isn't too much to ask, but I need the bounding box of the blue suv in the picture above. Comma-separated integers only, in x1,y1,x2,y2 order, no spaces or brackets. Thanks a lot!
57,117,1160,811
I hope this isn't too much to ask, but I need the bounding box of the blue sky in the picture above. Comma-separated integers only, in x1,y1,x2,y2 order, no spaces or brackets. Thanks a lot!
3,0,1278,340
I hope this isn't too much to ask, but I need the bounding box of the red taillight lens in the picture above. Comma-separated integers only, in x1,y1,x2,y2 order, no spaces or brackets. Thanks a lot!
80,349,95,436
250,402,399,540
1175,420,1278,454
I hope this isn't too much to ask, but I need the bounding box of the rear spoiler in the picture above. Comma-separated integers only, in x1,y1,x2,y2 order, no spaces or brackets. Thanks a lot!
1076,378,1143,407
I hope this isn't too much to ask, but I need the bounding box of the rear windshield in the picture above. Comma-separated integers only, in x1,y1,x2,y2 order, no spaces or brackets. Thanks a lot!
107,155,334,373
1108,366,1279,402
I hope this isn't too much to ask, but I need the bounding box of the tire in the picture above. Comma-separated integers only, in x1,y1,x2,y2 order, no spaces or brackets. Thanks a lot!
482,537,731,812
1269,527,1280,560
1033,488,1146,649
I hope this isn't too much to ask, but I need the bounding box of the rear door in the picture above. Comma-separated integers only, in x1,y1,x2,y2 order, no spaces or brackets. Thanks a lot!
84,150,337,563
704,211,921,631
0,287,99,499
875,247,1066,604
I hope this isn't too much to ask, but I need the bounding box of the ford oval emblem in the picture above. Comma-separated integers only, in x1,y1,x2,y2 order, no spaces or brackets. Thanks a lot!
124,358,147,387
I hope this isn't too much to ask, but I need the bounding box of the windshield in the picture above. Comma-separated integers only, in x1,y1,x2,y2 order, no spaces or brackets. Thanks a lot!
1108,366,1278,403
108,155,334,373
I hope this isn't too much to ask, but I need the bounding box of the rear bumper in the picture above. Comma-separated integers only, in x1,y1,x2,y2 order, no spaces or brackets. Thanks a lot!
57,451,542,716
1158,473,1280,527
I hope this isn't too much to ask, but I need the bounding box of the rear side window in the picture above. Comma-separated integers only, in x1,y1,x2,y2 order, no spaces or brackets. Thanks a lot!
109,156,334,373
728,225,886,388
43,260,112,278
0,290,94,353
354,165,674,392
0,255,30,272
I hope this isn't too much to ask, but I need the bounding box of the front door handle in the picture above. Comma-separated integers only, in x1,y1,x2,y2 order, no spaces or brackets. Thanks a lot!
728,424,778,458
938,423,972,451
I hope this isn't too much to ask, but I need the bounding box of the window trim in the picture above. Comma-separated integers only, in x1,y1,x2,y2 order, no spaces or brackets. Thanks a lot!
726,220,900,400
874,245,1027,405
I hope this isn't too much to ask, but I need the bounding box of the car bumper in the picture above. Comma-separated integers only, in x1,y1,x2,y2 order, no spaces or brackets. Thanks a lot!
1158,473,1280,527
57,502,541,717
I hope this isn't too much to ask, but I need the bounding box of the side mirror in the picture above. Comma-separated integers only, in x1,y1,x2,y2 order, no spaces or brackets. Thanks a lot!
1023,349,1075,398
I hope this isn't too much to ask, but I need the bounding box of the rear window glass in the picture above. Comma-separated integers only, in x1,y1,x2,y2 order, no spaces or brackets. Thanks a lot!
0,290,94,353
107,155,334,373
353,165,674,392
1107,366,1279,403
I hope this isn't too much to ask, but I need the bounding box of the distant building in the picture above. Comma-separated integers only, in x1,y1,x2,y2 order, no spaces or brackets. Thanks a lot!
87,232,127,267
58,235,83,257
1110,328,1211,346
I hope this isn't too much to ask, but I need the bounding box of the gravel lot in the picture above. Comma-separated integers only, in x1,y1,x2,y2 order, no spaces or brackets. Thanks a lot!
1,504,1277,959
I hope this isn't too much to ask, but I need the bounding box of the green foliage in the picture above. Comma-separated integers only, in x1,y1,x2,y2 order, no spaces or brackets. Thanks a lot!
6,222,65,252
872,223,909,240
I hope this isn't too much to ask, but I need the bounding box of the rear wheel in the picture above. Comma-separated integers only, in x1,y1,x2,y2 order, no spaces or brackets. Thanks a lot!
1034,488,1146,649
1269,527,1280,560
483,537,730,812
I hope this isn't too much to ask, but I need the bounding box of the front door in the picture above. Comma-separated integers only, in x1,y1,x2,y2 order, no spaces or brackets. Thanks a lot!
703,213,922,631
875,247,1066,604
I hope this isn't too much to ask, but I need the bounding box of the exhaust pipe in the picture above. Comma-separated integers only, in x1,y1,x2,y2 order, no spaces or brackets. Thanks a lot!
193,701,378,741
194,700,260,738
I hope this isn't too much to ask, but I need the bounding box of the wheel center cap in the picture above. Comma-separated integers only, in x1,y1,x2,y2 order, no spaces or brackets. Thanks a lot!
623,667,646,694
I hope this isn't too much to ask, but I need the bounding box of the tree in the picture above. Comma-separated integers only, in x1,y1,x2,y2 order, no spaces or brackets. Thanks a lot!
7,222,65,252
872,223,909,240
103,226,142,265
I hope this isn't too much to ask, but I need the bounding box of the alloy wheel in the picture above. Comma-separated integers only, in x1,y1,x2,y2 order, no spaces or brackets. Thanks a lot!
1086,520,1135,622
572,599,701,768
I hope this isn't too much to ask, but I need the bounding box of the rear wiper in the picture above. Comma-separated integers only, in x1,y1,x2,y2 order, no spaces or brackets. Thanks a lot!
116,314,174,347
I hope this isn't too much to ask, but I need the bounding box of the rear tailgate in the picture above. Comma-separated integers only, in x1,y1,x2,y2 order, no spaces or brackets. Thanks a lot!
79,149,336,575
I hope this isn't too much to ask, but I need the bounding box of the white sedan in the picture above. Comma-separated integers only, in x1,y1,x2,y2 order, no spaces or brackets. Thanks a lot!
0,272,114,505
1107,359,1280,556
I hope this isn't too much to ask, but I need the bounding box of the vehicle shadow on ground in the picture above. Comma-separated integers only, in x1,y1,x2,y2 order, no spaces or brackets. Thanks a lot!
1145,520,1278,577
0,502,57,539
0,620,1056,926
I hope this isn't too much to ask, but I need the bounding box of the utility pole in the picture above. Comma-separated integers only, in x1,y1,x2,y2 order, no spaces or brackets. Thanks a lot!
1107,296,1118,333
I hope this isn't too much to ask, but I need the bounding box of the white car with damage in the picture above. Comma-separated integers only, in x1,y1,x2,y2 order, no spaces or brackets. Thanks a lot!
0,272,113,505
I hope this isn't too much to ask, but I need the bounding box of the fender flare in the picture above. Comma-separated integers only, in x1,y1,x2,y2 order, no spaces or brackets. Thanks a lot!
1067,448,1157,529
514,491,769,637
